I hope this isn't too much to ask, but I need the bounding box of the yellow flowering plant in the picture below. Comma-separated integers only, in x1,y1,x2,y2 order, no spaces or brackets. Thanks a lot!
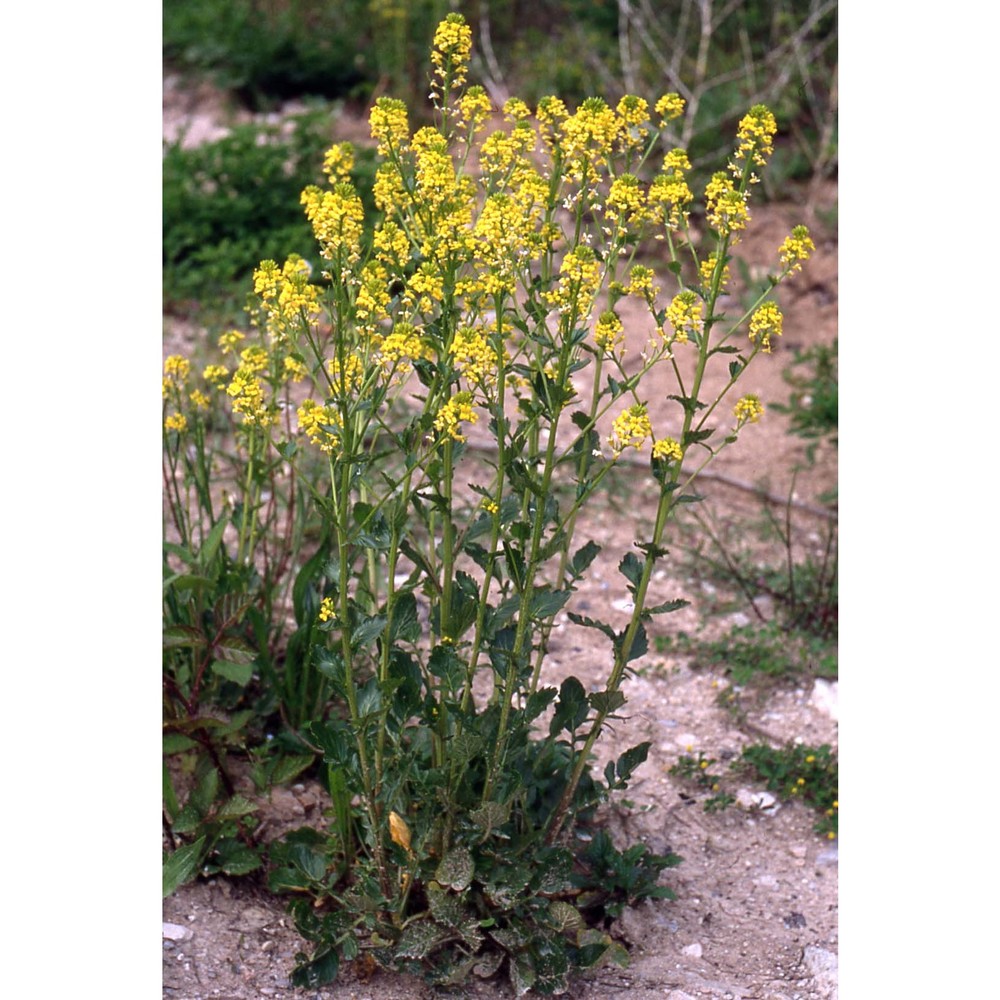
162,13,816,989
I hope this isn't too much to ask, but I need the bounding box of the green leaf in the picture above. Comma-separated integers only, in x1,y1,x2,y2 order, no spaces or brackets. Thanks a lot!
618,552,643,594
290,947,340,988
268,753,315,786
163,733,197,755
395,919,446,959
642,598,690,616
588,690,625,716
388,591,421,645
213,635,256,665
213,838,262,876
470,800,511,840
163,625,206,650
570,540,601,578
198,516,229,570
163,836,206,897
547,900,583,933
352,614,387,649
529,586,572,620
216,794,259,820
549,676,589,737
210,659,253,686
435,846,475,891
615,742,651,782
567,612,616,642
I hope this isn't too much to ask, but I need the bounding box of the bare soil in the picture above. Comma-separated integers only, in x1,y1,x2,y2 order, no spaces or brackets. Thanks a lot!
164,81,838,1000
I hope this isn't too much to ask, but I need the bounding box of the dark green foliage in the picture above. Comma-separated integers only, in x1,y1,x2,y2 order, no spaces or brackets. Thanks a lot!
163,111,378,312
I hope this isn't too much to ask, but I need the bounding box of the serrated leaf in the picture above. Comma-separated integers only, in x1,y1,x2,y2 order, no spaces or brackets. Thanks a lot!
549,676,589,737
567,612,616,641
163,836,206,897
589,690,626,715
216,794,258,820
570,540,601,578
268,753,315,786
163,625,206,650
213,635,256,665
618,551,643,593
529,586,572,620
352,614,386,649
447,731,485,768
435,846,475,891
290,947,340,988
395,919,446,959
210,659,253,686
470,800,511,839
213,838,262,876
616,741,651,782
642,598,690,616
547,900,583,933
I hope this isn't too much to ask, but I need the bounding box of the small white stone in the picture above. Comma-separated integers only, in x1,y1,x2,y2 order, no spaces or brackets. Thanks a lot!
162,922,193,942
810,678,839,720
789,844,808,858
681,942,703,958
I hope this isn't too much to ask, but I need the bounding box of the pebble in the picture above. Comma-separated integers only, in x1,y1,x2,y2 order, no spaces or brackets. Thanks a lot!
162,922,193,942
241,906,273,929
788,844,808,858
735,787,780,815
667,992,697,1000
681,942,703,958
802,945,838,988
810,679,839,720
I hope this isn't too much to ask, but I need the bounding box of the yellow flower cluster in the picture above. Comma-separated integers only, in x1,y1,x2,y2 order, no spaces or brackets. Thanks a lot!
239,345,268,374
609,403,653,455
733,394,764,425
406,261,445,314
379,323,430,376
652,437,683,462
559,97,622,175
318,596,336,622
327,353,365,396
301,183,364,262
431,12,473,93
616,95,650,150
748,302,783,353
218,329,245,355
164,412,187,433
434,391,478,442
699,254,730,293
536,95,569,151
626,264,659,303
253,256,321,341
163,355,190,384
606,173,647,227
355,261,392,328
370,97,410,155
665,291,703,344
705,172,749,239
594,310,624,352
457,86,493,132
649,148,693,230
322,142,354,184
654,93,685,125
732,104,777,176
451,325,502,391
298,398,341,453
779,225,816,275
203,364,229,388
227,368,272,427
283,356,308,383
547,245,602,313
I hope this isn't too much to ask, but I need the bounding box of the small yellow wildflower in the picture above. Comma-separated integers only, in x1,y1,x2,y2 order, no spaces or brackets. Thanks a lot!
321,141,354,183
652,437,683,463
797,777,806,786
301,183,365,262
733,394,764,426
609,403,653,455
482,498,500,515
805,755,816,764
594,310,624,352
318,596,336,622
163,355,191,382
654,93,685,124
218,329,246,355
434,391,478,442
164,412,187,433
665,291,703,344
298,399,341,453
252,260,280,301
327,353,365,396
370,97,410,154
227,368,272,426
779,225,816,275
699,254,730,292
732,104,777,176
283,356,308,383
239,345,269,374
203,364,230,389
748,302,783,353
606,173,647,226
827,831,836,840
705,172,749,237
626,264,659,301
431,12,473,93
189,389,210,412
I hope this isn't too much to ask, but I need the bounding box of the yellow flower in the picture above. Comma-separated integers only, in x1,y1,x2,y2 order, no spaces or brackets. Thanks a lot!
318,596,336,622
164,412,187,433
652,437,682,462
699,254,730,292
321,141,354,183
654,93,685,124
732,104,777,175
283,356,308,383
163,355,191,382
218,329,245,355
779,225,816,275
370,97,410,154
431,12,473,94
239,345,269,374
733,394,764,426
227,368,273,427
189,389,210,412
434,391,478,442
664,291,703,344
748,302,783,353
301,183,365,262
705,172,749,238
626,264,658,301
458,86,492,131
298,399,342,453
609,403,653,455
201,365,228,390
594,310,624,352
606,173,647,226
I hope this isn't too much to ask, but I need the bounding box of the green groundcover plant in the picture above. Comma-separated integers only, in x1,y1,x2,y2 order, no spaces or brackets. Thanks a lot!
163,13,817,992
